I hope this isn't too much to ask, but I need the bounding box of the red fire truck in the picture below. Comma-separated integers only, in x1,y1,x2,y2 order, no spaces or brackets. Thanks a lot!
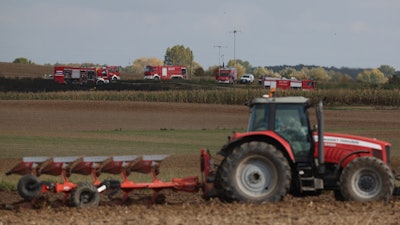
144,65,187,80
53,66,120,85
263,77,316,90
215,67,237,84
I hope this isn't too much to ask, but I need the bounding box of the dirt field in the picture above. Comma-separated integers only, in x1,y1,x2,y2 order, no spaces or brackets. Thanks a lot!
1,100,400,224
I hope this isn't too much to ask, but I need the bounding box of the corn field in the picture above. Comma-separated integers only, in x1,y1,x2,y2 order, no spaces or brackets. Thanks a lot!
0,88,399,106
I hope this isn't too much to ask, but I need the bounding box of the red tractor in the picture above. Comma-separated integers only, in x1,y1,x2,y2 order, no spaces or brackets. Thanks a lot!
205,95,395,202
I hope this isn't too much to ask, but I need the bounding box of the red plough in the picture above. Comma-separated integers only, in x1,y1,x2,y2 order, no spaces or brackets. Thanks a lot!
6,150,213,207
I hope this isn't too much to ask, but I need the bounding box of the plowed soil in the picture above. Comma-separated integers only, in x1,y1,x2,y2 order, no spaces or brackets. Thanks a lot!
1,100,400,225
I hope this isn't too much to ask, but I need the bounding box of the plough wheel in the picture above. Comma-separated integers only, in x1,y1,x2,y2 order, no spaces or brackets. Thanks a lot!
71,183,100,207
17,174,42,201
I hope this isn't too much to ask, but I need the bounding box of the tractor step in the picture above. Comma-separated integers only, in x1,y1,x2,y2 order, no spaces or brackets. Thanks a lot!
298,166,324,192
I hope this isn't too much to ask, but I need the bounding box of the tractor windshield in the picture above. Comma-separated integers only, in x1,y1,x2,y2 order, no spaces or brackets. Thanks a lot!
274,104,312,158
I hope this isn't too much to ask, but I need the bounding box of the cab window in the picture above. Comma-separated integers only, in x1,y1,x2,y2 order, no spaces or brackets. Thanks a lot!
248,104,269,131
274,104,311,157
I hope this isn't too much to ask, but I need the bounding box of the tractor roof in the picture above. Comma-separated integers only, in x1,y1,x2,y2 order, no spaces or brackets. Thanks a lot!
249,96,310,106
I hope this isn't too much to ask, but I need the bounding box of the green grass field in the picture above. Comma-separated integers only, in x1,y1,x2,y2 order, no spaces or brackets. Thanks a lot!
0,128,242,158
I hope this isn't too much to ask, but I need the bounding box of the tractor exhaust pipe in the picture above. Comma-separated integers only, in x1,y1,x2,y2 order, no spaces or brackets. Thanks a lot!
316,100,325,174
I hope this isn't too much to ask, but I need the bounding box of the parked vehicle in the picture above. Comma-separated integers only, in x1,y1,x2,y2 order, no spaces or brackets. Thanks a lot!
215,67,237,84
262,77,316,90
53,66,120,85
144,65,187,80
240,74,255,84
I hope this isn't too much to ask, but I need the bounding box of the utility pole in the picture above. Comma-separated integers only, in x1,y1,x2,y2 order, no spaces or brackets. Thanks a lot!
230,29,241,68
213,45,227,67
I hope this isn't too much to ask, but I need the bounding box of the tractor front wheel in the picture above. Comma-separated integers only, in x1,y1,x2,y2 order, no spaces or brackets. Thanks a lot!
216,141,291,203
340,157,394,202
71,183,100,207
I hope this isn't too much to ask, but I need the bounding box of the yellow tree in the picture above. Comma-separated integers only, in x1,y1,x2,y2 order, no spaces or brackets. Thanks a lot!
253,67,279,78
131,57,163,76
227,59,250,77
357,69,388,86
279,67,297,79
309,67,329,81
292,69,308,80
235,64,246,77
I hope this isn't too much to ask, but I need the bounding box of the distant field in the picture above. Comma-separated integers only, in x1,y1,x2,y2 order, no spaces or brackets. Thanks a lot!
0,61,138,79
0,62,53,78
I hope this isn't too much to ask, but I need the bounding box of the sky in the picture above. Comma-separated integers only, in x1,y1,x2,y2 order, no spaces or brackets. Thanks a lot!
1,0,400,70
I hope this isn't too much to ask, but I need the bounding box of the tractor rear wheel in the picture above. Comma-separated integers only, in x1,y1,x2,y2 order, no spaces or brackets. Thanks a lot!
71,183,100,207
17,174,42,201
340,157,394,202
216,141,291,203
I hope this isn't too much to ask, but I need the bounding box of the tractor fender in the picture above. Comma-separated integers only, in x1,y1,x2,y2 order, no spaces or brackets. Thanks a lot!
218,131,296,163
333,150,370,178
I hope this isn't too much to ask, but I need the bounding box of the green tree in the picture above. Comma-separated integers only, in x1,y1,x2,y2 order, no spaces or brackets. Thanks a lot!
190,61,204,77
13,57,33,64
193,66,205,77
164,45,193,67
383,73,400,89
328,71,353,82
208,65,219,77
378,65,396,78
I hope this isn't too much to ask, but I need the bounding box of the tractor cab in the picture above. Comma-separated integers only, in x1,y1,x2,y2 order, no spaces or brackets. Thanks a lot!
247,96,314,162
